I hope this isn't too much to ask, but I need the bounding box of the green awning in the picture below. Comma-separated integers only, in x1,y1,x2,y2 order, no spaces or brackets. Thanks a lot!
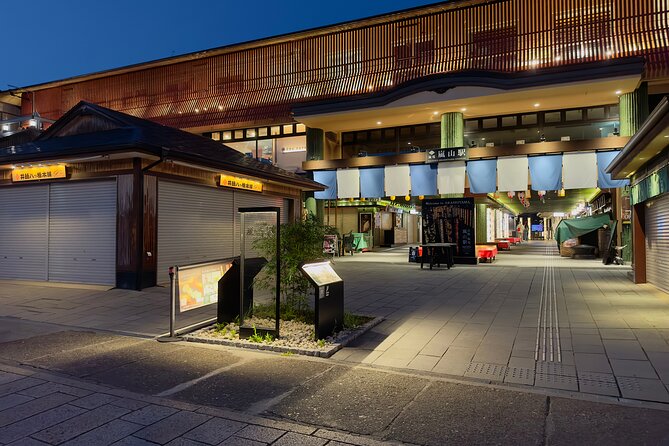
554,214,612,246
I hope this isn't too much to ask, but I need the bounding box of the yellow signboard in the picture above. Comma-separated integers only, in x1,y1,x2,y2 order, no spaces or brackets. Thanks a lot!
12,165,66,182
219,174,263,192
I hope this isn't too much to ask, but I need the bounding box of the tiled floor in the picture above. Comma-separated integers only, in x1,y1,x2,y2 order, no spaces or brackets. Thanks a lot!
333,241,669,403
1,240,669,403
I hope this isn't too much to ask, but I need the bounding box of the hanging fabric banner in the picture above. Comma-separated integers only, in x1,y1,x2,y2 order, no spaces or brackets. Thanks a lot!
410,164,437,196
385,165,411,197
466,159,497,193
497,156,529,192
359,167,385,198
597,151,630,188
437,161,466,194
336,168,360,198
528,154,563,191
563,152,597,189
313,170,337,199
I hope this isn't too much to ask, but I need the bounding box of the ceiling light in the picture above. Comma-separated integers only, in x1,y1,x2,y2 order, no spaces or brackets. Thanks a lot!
377,121,382,125
664,135,669,138
615,90,622,95
433,111,439,115
218,105,224,110
555,55,562,61
194,108,200,113
461,108,467,112
534,103,540,108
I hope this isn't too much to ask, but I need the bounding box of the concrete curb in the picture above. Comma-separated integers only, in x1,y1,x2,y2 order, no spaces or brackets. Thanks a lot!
182,316,384,358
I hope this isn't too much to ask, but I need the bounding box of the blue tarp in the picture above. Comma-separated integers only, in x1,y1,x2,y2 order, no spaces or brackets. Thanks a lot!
410,164,437,196
597,151,630,188
313,170,337,199
466,159,497,193
529,154,563,191
360,167,385,198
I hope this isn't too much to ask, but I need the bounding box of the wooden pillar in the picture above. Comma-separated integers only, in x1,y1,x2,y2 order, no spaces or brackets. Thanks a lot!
632,202,646,284
142,174,157,288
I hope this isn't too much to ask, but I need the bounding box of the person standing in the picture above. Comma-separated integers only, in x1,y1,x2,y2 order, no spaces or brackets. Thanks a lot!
516,220,524,240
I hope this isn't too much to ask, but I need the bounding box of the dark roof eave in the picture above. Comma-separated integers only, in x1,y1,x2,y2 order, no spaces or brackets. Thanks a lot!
164,150,324,190
607,97,669,178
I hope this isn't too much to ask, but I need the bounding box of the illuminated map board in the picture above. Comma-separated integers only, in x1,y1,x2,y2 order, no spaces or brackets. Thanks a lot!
301,262,342,287
177,260,233,312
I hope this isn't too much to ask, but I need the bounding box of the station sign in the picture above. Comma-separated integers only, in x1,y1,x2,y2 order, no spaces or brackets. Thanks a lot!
12,165,66,182
425,147,468,163
219,174,263,192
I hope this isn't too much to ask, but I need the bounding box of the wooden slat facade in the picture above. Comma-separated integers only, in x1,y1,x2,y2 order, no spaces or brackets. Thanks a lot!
22,0,669,129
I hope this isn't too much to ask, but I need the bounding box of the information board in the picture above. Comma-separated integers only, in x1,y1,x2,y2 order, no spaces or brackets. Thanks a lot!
422,198,476,263
301,261,342,287
177,260,233,312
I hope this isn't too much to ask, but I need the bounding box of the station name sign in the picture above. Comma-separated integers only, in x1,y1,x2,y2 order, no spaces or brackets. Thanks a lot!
219,174,263,192
425,147,468,163
12,165,66,182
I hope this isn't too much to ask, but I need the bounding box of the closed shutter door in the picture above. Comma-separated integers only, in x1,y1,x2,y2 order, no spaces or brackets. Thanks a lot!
645,193,669,294
233,191,287,256
157,181,234,283
0,185,48,280
48,181,117,285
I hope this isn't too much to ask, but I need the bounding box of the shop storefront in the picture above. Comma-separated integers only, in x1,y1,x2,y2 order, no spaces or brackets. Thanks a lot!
607,97,669,292
0,102,322,289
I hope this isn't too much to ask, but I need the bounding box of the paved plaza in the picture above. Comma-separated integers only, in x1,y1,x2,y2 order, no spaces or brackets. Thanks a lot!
1,241,669,444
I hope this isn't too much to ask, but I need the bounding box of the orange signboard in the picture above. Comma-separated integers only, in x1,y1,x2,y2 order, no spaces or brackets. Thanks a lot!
12,165,66,182
219,174,263,192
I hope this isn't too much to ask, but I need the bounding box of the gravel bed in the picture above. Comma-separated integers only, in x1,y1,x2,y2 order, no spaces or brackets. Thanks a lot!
182,315,383,358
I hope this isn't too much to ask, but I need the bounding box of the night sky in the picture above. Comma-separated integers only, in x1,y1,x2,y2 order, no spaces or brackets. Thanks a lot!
3,0,441,89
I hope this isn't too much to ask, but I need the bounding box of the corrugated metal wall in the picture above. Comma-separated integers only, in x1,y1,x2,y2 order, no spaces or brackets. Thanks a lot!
26,0,669,128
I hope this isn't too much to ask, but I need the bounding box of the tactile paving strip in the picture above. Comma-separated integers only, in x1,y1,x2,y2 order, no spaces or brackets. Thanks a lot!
577,372,616,383
535,373,579,391
536,361,576,377
504,366,535,385
464,362,507,382
578,379,620,397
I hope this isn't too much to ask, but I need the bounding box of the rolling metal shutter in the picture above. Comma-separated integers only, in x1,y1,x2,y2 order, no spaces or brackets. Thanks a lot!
645,193,669,294
233,191,288,256
0,185,49,280
47,181,117,285
157,181,235,283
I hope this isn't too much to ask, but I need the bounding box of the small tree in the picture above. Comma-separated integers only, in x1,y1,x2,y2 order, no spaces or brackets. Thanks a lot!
252,215,337,316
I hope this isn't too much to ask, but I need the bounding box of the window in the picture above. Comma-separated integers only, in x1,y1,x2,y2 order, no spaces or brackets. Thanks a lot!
502,116,518,127
283,124,294,135
522,114,537,125
483,118,498,129
296,123,306,133
222,131,232,140
545,112,561,123
587,107,606,120
234,130,244,139
258,127,268,137
565,110,582,121
271,126,281,136
211,132,220,141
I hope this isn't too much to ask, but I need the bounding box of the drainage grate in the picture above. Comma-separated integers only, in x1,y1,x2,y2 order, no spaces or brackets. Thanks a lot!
535,373,579,391
464,362,507,382
504,366,535,385
578,379,620,397
536,361,576,377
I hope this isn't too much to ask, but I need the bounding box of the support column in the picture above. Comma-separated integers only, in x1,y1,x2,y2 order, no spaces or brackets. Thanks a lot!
475,203,487,244
306,127,324,160
632,202,646,283
441,112,465,148
619,83,649,137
